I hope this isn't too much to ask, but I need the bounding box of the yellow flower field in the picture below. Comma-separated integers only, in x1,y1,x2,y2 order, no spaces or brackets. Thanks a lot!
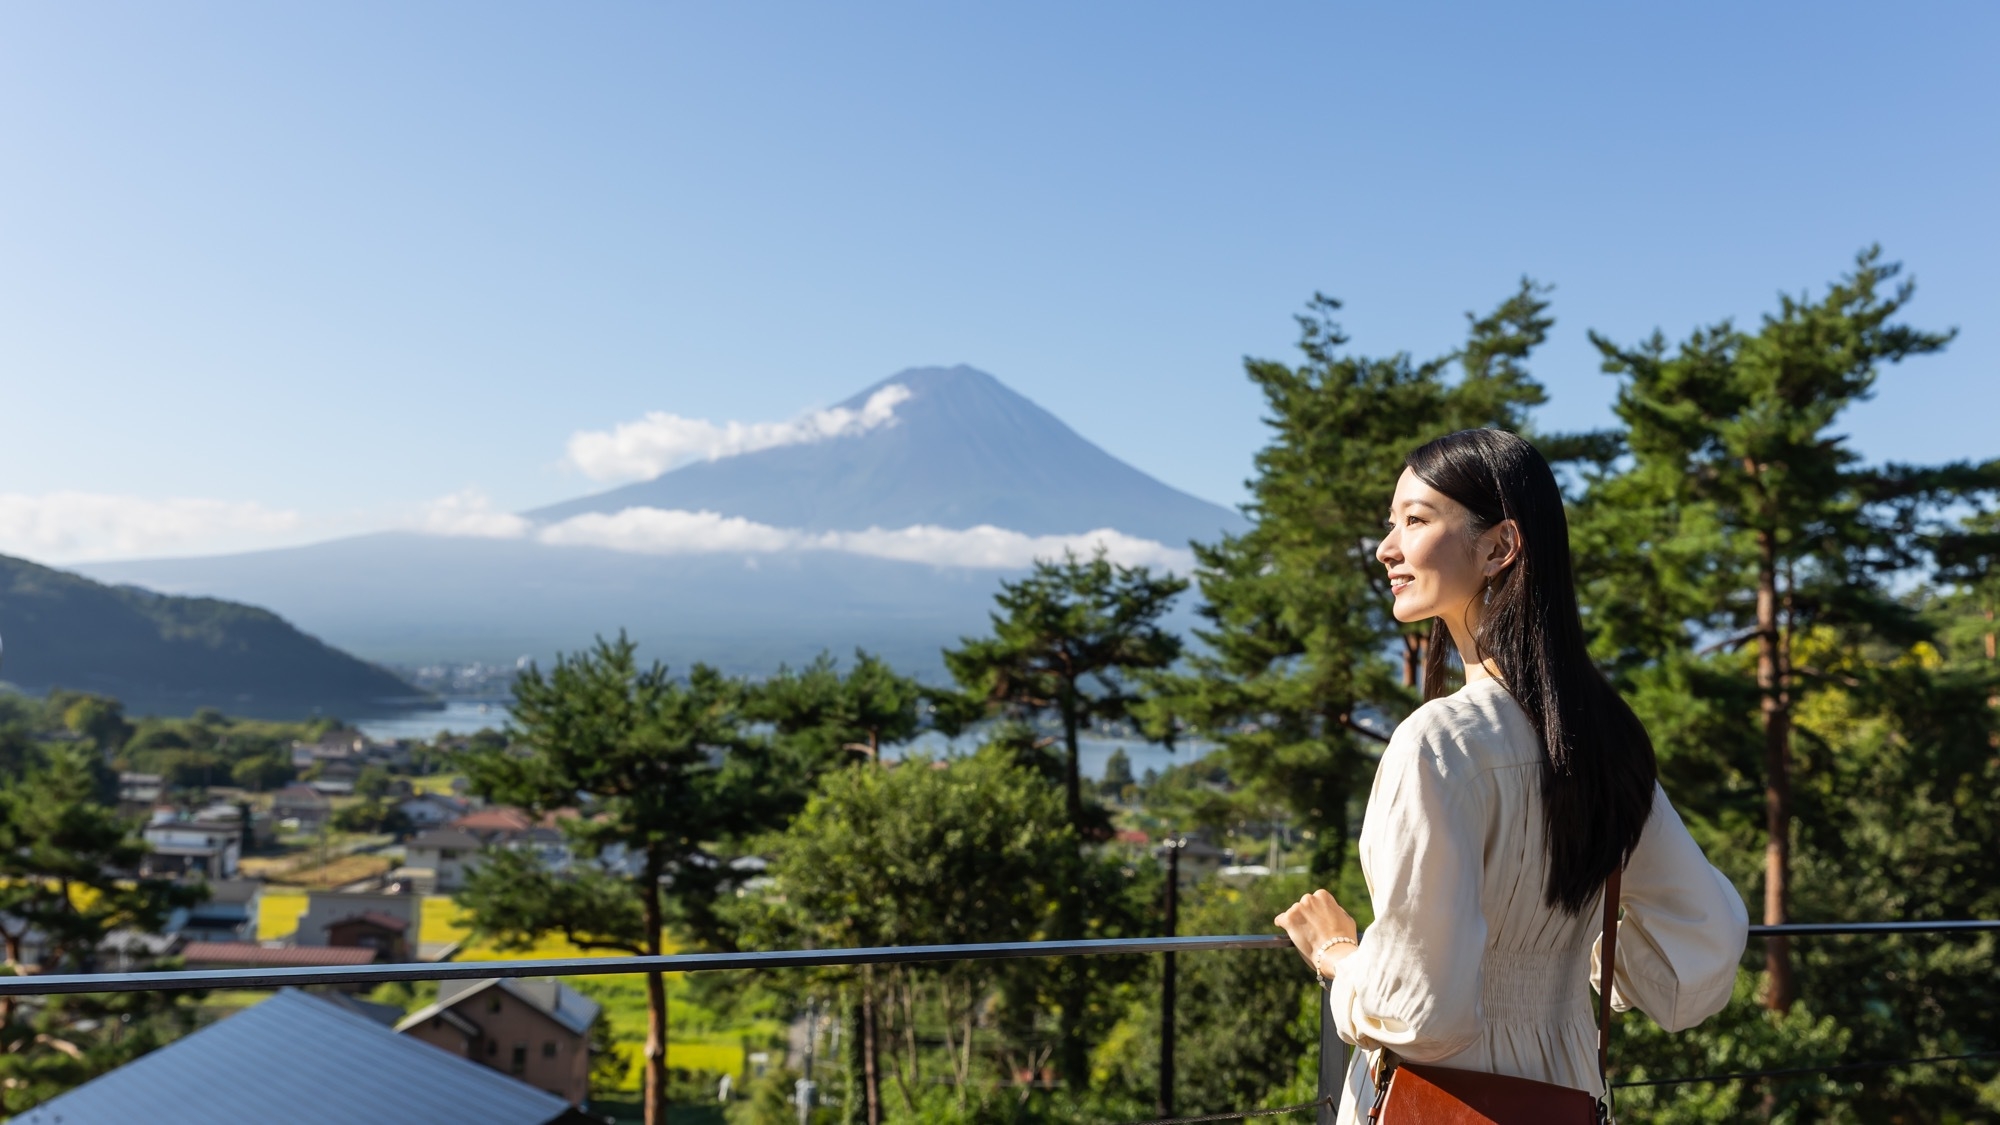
252,890,754,1075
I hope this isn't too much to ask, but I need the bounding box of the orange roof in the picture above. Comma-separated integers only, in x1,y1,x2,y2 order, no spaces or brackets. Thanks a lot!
450,807,535,833
181,942,380,967
327,911,410,934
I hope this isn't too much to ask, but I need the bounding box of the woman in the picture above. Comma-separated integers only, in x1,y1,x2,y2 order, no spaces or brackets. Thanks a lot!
1274,428,1747,1121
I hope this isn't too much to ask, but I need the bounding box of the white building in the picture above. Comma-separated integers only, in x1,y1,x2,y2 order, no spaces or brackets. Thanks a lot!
402,827,485,892
141,816,241,879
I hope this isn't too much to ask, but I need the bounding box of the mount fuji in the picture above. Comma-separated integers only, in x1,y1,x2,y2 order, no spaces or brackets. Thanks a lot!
78,366,1246,685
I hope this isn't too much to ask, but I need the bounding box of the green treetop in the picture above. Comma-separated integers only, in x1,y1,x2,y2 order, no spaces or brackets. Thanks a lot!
747,648,930,769
1142,283,1557,877
454,633,760,1125
752,747,1074,1120
0,744,205,1116
1581,247,1979,1011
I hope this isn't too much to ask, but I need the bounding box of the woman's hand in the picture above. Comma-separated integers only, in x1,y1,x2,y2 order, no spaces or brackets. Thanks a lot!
1274,888,1360,978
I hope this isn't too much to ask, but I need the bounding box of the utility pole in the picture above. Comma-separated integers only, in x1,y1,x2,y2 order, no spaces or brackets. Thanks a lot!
1158,836,1184,1120
796,998,818,1125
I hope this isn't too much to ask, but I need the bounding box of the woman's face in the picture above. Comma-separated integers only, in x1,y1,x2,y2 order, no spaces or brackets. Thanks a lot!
1376,467,1493,626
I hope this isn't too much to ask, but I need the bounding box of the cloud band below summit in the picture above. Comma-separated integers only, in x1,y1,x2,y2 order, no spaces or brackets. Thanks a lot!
532,506,1193,571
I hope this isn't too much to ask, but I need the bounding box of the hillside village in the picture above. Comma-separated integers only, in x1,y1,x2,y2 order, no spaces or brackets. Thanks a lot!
0,680,1273,1124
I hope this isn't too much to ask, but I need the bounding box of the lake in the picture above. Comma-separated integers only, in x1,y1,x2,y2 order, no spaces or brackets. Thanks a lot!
354,699,1212,781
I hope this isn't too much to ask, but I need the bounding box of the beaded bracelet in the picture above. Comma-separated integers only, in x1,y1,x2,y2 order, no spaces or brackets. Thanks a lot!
1312,934,1358,980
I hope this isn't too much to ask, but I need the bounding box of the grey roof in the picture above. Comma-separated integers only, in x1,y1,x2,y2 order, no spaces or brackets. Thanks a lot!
318,991,407,1028
198,878,264,905
401,978,601,1039
18,989,572,1125
406,827,484,851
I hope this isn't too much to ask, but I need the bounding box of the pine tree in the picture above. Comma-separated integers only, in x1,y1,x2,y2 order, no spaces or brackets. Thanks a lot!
455,634,760,1125
1583,247,1964,1011
1143,283,1556,877
943,550,1186,1091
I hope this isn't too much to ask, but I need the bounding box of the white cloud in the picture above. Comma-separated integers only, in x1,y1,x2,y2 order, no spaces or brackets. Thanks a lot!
412,489,530,539
533,506,1195,572
563,384,914,482
537,508,803,554
823,524,1195,572
0,491,303,563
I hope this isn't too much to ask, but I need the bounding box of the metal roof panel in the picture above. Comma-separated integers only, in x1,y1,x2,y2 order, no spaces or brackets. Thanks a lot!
18,989,571,1125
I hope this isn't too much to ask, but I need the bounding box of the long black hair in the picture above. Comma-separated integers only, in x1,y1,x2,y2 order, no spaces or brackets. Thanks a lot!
1406,428,1656,914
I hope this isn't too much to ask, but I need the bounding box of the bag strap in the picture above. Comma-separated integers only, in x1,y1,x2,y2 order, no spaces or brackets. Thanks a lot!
1596,868,1623,1095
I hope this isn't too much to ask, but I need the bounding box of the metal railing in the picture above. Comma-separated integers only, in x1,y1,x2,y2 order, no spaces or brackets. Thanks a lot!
1,920,1996,1124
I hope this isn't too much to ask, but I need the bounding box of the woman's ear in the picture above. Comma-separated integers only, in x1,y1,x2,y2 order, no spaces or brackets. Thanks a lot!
1484,519,1521,576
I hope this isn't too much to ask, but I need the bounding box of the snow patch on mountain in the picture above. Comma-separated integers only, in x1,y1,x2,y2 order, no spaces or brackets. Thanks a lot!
565,384,913,482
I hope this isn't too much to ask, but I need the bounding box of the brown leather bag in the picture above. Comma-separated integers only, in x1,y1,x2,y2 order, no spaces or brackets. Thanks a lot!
1365,870,1622,1124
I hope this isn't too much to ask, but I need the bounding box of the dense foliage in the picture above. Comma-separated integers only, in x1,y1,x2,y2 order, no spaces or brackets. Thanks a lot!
0,702,208,1117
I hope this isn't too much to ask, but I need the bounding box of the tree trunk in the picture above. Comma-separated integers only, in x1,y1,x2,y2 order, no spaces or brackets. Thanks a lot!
642,867,670,1125
902,975,921,1101
1057,682,1089,1091
861,966,882,1125
1061,683,1082,831
1757,529,1796,1012
1401,634,1425,689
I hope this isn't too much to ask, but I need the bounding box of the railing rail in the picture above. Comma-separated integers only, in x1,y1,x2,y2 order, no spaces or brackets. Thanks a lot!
4,920,1993,998
3,919,1994,1124
0,934,1288,997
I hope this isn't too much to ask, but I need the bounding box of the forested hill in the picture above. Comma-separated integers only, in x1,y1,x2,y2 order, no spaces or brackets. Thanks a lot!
0,553,429,718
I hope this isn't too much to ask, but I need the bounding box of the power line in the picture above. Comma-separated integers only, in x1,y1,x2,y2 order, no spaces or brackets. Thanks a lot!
1111,1096,1335,1125
1611,1048,2000,1090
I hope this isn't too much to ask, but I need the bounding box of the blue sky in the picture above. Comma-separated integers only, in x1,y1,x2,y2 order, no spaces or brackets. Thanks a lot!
2,2,1994,562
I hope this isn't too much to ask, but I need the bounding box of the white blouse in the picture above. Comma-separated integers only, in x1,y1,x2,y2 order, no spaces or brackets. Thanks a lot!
1324,676,1748,1121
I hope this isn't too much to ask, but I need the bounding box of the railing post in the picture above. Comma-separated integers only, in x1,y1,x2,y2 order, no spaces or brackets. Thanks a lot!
1159,837,1182,1120
1316,980,1342,1124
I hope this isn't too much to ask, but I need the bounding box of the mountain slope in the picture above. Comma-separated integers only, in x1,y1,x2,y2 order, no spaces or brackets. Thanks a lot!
76,365,1240,686
0,553,428,718
529,366,1247,543
79,532,1045,675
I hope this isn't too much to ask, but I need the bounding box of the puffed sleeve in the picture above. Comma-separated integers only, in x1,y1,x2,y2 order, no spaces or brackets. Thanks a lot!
1591,784,1748,1031
1325,720,1488,1062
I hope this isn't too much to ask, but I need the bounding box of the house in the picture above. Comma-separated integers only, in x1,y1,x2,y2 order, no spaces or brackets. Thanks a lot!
115,772,164,816
1179,837,1234,882
271,784,332,831
291,730,370,768
292,890,421,949
97,929,183,972
452,806,538,842
140,816,241,879
174,879,263,942
326,910,411,961
451,808,584,873
187,800,277,848
398,978,600,1106
397,792,470,828
18,989,593,1125
313,758,363,785
404,827,485,892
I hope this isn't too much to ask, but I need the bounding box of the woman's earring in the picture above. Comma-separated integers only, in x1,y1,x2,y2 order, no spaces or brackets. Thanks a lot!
1482,580,1493,606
